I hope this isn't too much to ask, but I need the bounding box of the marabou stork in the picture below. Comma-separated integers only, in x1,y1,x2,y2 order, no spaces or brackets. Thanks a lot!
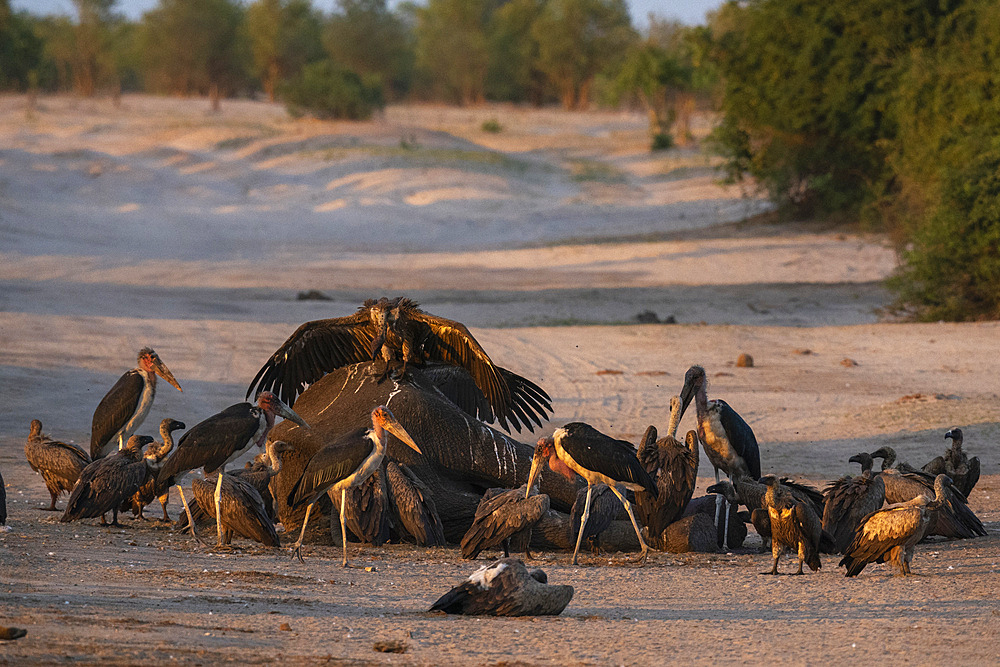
923,428,980,497
678,365,760,550
245,297,552,433
61,435,154,526
527,423,657,566
635,395,700,545
123,418,185,521
760,475,829,575
155,391,307,546
91,348,182,460
287,405,422,566
24,419,91,511
430,558,574,617
839,475,951,577
384,459,446,547
871,446,985,540
821,453,886,554
461,484,550,560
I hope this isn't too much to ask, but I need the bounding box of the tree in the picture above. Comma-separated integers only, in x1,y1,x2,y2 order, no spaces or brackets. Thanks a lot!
247,0,323,102
0,0,44,91
141,0,249,109
531,0,636,109
326,0,413,100
71,0,116,96
281,59,384,120
614,41,691,148
413,0,497,104
486,0,547,103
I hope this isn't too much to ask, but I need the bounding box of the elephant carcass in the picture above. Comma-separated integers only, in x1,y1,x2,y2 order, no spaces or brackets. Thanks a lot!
269,362,579,543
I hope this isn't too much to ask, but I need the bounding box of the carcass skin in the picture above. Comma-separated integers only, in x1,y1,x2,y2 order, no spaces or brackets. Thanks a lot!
270,362,580,544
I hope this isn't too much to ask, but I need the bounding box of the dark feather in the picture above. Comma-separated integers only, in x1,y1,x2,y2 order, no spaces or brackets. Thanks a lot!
157,403,262,486
461,486,549,559
558,423,656,496
90,370,144,459
287,428,374,508
715,399,760,480
385,461,446,546
192,475,278,547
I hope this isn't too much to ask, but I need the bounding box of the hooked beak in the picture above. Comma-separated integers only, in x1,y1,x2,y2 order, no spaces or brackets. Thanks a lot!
275,401,310,431
381,412,422,455
153,358,183,392
944,429,954,440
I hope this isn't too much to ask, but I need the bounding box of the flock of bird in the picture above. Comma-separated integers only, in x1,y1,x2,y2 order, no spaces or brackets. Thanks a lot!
6,296,991,616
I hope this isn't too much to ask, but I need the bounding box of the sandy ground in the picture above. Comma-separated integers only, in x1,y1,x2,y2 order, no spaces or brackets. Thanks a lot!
1,95,998,665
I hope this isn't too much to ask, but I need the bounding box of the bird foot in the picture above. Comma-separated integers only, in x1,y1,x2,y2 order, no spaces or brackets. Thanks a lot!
290,545,305,563
212,544,240,553
37,507,60,512
760,569,780,575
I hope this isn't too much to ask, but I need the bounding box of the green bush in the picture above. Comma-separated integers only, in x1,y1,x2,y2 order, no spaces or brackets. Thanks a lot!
650,132,673,151
282,60,384,120
481,118,502,133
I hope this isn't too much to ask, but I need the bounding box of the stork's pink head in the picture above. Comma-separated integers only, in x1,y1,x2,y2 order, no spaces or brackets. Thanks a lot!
370,406,421,454
257,391,309,431
138,347,182,392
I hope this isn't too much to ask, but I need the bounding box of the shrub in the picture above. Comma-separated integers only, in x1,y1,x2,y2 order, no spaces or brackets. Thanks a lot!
282,60,384,120
481,118,502,133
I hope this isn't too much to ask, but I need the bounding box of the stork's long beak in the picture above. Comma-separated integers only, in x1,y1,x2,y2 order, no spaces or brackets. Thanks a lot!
525,449,544,499
275,401,310,430
678,378,696,422
153,358,183,392
381,412,422,454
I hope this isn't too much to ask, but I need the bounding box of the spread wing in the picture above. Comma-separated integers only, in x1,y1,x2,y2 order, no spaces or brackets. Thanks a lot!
91,370,144,458
409,310,513,424
287,428,374,508
420,363,552,433
246,310,377,405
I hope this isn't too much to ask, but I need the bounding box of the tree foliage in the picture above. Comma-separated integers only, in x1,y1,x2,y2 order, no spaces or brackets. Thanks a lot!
326,0,412,100
281,59,384,120
247,0,324,101
0,1,45,90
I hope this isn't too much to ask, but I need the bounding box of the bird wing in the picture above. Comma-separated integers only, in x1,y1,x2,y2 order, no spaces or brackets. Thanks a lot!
419,363,552,433
287,428,374,508
461,491,548,559
193,476,278,547
157,403,260,484
385,460,445,546
922,455,946,476
408,310,513,422
343,465,390,546
559,423,656,496
90,370,144,458
715,400,761,479
245,311,376,405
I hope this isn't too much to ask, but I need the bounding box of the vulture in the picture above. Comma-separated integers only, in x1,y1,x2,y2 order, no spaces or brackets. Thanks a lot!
384,460,446,547
430,558,573,617
760,475,830,575
123,418,185,521
461,484,550,560
60,435,154,526
192,474,279,547
922,428,980,498
331,460,392,547
840,475,952,577
872,446,985,540
569,483,620,555
0,467,6,529
635,395,699,545
245,297,552,433
822,452,887,554
24,419,91,511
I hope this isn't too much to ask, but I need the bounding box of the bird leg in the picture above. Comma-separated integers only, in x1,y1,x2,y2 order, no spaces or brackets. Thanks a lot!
214,471,225,547
713,468,725,550
608,485,651,566
722,473,733,551
175,484,206,545
45,491,58,511
761,556,780,575
572,485,593,565
340,488,349,568
158,492,170,522
290,502,314,563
